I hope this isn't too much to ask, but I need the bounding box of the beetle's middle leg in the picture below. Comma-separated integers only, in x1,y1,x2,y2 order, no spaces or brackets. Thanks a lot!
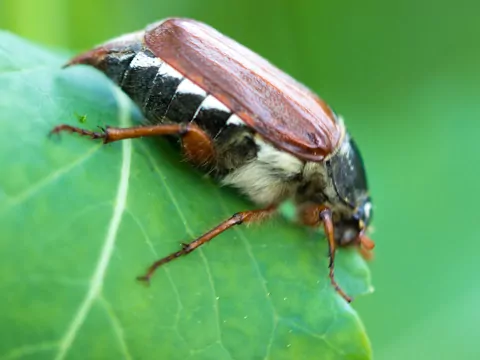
137,205,277,284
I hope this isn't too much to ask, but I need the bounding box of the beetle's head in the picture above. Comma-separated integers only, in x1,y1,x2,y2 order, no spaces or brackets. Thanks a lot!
333,197,373,246
327,133,374,249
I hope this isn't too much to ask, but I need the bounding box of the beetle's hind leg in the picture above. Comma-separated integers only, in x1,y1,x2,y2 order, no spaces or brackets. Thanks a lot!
50,123,216,166
50,124,106,141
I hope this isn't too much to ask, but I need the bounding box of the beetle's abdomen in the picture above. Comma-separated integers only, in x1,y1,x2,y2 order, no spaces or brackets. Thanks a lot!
70,46,233,139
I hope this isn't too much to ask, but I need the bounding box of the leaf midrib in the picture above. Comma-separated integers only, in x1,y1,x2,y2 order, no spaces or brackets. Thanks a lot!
54,86,133,360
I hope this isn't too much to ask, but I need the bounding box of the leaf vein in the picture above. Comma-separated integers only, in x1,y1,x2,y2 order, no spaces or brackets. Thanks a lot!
99,296,133,360
214,190,279,360
0,341,58,360
54,87,132,360
0,144,102,215
137,142,233,359
289,322,345,356
125,209,188,346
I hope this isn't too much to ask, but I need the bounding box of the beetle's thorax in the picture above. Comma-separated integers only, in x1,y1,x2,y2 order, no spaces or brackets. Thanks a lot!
219,130,371,246
221,131,354,215
221,134,305,205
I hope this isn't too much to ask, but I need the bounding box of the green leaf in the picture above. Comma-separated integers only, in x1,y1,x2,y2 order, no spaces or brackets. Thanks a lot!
0,32,373,360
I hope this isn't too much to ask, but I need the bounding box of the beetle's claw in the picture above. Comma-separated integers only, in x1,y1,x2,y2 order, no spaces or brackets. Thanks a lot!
49,125,65,138
136,275,151,287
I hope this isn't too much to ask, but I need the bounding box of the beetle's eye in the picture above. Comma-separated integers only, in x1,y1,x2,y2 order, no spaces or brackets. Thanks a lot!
363,200,373,225
329,137,369,208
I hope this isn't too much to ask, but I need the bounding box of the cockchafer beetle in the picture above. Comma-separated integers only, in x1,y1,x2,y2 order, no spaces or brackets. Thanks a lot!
51,18,374,302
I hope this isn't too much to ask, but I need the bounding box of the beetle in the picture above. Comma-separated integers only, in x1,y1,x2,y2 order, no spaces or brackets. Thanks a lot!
51,18,374,302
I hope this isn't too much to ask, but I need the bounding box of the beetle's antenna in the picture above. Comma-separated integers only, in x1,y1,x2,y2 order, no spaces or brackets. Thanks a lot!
358,233,375,260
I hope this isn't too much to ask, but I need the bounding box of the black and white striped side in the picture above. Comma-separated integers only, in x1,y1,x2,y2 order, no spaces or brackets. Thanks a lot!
100,48,248,140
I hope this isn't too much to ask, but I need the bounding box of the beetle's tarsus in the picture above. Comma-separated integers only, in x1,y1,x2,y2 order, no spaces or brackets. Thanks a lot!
136,275,151,286
49,124,106,141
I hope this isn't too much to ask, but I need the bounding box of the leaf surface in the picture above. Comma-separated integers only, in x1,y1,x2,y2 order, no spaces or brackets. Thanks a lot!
0,33,372,360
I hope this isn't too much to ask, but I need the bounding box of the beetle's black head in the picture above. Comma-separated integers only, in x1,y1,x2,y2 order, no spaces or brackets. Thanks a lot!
327,134,373,245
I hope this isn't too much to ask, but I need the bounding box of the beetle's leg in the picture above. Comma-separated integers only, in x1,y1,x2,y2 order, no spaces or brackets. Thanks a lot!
298,204,351,302
137,206,277,284
50,123,215,165
50,123,208,145
318,208,353,303
49,124,106,140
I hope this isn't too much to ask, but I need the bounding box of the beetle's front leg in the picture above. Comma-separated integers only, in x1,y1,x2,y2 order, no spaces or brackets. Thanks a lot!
318,208,353,303
300,204,352,303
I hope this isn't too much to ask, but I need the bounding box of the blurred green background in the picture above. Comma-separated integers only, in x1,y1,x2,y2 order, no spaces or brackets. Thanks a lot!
2,0,479,359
